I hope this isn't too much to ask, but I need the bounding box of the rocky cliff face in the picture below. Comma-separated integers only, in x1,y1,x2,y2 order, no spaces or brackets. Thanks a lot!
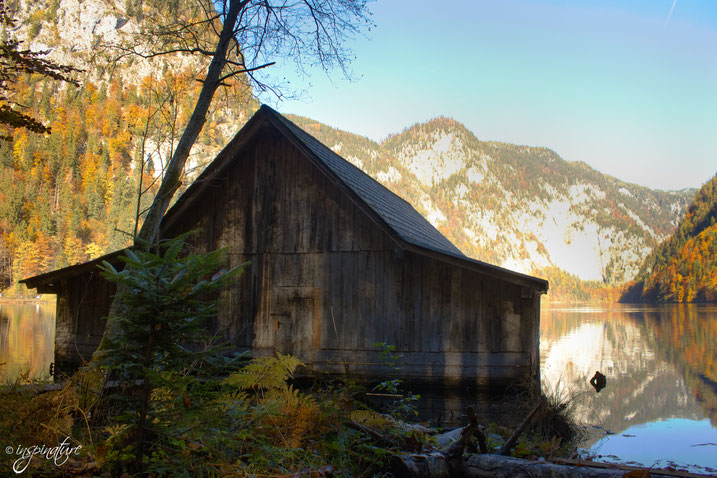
12,0,200,81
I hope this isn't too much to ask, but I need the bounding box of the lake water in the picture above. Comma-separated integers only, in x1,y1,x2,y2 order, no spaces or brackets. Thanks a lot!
0,301,715,472
0,301,55,383
541,304,717,474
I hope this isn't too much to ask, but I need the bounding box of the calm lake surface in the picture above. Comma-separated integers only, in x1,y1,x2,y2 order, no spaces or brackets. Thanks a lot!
0,301,715,471
541,304,717,473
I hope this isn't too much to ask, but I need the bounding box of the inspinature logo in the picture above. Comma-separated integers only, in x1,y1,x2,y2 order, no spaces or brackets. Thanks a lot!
4,436,82,474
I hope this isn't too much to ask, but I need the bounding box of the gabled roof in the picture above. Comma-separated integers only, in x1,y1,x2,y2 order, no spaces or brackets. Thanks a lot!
22,105,548,293
19,249,128,293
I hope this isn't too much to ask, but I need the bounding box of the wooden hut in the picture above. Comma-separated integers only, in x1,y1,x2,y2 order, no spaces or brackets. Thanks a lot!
22,106,548,389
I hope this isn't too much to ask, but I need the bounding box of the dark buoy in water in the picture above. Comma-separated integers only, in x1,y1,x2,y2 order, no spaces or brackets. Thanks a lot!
589,371,606,393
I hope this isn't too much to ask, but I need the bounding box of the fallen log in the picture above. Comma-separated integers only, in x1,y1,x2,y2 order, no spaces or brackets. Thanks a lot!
393,407,491,478
394,453,717,478
390,452,494,478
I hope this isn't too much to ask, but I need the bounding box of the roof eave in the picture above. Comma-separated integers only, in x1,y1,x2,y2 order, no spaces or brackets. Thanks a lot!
19,249,127,292
404,243,549,293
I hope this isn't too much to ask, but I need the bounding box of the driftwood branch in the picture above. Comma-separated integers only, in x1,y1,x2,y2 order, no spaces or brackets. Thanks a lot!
498,397,544,455
443,406,488,475
394,407,491,478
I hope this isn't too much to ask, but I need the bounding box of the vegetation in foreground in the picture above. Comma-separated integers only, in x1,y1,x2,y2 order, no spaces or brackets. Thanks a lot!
0,373,584,477
0,237,582,476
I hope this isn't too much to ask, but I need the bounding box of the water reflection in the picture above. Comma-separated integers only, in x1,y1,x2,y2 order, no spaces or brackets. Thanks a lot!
541,304,717,471
0,302,55,384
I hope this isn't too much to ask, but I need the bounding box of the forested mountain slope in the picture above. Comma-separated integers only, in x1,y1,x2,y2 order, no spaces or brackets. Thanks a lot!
624,173,717,302
0,0,257,293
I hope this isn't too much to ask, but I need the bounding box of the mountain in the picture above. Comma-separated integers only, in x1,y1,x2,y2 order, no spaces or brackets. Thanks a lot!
288,116,695,299
0,0,696,302
624,173,717,302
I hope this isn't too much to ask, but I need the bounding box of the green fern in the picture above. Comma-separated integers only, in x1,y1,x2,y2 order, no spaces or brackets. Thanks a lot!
225,353,304,391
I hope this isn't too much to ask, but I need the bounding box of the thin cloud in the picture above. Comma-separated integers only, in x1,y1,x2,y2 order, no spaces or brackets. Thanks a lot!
666,0,677,24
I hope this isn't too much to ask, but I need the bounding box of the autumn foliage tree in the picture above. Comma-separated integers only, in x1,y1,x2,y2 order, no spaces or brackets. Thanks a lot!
0,0,78,140
626,172,717,303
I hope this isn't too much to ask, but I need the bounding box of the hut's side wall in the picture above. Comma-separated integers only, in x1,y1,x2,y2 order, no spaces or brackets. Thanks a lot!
313,251,539,388
54,272,113,376
162,129,541,388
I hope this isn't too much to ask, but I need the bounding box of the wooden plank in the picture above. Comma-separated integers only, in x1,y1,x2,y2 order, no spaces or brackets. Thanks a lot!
249,147,261,253
370,223,384,251
291,297,313,363
286,140,300,253
349,252,361,350
312,350,530,367
311,350,530,381
312,362,527,381
309,166,325,252
324,252,343,349
252,253,273,349
448,266,463,353
258,141,272,253
311,286,322,360
367,251,383,348
354,207,372,251
338,194,354,251
242,151,256,254
295,148,312,253
424,258,442,352
297,252,314,287
385,250,403,349
438,262,452,353
324,176,340,251
462,271,479,353
407,254,422,352
358,251,374,349
485,284,501,353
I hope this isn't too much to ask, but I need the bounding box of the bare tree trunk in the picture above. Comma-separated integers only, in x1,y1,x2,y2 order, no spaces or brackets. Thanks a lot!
137,0,246,246
97,0,245,350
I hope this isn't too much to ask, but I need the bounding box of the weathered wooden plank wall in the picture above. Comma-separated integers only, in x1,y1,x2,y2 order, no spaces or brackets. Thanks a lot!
54,271,112,376
159,127,539,387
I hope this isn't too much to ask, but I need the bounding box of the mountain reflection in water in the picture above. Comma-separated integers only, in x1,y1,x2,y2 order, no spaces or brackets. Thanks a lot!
541,304,717,472
0,302,55,384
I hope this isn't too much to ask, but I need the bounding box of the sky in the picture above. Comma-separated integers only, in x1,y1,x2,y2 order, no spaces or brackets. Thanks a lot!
261,0,717,191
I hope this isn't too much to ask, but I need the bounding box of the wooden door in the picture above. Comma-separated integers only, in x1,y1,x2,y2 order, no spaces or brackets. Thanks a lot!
271,287,314,362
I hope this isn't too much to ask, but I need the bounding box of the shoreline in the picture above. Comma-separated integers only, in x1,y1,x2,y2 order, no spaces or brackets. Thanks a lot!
0,297,56,304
